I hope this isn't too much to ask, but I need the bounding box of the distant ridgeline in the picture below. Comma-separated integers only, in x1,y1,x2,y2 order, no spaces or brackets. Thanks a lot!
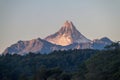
0,42,120,80
3,21,113,55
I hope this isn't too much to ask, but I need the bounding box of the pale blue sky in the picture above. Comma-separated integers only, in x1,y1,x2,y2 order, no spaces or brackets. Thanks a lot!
0,0,120,53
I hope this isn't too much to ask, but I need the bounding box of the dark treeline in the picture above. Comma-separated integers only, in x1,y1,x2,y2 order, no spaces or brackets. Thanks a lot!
0,42,120,80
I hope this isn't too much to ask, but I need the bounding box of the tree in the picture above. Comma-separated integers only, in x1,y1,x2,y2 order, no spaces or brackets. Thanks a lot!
60,72,71,80
48,67,63,80
18,74,28,80
105,41,120,50
33,66,48,80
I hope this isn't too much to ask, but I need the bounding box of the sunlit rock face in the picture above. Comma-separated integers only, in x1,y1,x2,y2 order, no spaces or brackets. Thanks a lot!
45,21,91,46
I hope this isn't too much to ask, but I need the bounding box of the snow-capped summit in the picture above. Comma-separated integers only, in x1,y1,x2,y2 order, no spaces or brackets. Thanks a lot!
45,21,91,46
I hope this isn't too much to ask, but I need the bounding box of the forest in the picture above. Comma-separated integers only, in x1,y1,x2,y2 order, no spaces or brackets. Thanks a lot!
0,42,120,80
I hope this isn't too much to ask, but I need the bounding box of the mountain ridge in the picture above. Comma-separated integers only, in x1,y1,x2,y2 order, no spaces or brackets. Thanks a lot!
2,21,113,55
3,38,62,55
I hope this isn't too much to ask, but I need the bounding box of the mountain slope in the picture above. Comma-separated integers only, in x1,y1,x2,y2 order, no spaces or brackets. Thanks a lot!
3,38,61,55
45,21,91,46
92,37,113,49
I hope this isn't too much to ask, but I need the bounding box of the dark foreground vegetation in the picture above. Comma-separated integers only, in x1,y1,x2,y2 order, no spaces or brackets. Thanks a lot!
0,42,120,80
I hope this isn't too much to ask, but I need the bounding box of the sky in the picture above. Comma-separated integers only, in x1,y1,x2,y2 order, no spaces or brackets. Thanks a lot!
0,0,120,53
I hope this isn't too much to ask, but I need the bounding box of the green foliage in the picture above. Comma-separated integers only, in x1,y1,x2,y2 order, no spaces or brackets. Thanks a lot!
0,47,120,80
0,49,96,80
86,44,120,80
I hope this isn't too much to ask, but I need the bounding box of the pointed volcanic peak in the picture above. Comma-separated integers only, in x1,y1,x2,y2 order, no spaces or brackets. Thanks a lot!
45,21,91,46
3,38,61,55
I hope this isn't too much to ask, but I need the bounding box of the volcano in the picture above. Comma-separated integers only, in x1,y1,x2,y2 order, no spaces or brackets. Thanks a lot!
45,21,91,46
